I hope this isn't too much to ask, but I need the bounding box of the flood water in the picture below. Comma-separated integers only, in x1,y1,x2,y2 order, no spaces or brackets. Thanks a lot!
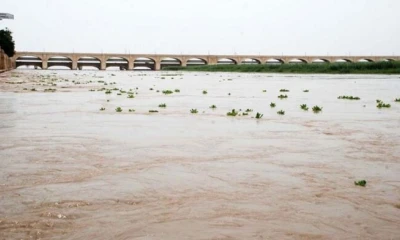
0,70,400,240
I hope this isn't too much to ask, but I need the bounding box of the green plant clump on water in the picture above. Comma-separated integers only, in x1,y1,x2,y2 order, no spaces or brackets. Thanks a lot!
162,90,173,95
227,109,239,116
255,112,263,119
277,110,285,115
149,110,159,113
354,180,367,187
115,107,122,112
262,90,267,92
129,109,135,112
149,88,154,90
202,90,208,94
158,103,167,108
163,61,400,74
278,94,288,99
44,88,56,92
100,107,105,111
280,89,289,92
312,105,323,113
190,109,198,114
174,89,180,93
394,98,400,102
242,112,249,116
300,104,309,111
127,94,134,98
377,102,391,108
105,90,112,94
209,105,217,109
338,96,361,100
303,89,309,92
31,88,36,91
245,109,253,112
270,102,276,108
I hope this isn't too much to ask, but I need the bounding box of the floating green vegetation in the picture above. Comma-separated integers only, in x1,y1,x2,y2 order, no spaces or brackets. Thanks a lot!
277,110,285,115
394,98,400,102
149,110,159,113
129,109,135,112
278,94,288,99
107,100,110,102
203,90,208,94
23,88,27,90
242,112,249,116
190,109,198,114
127,94,135,98
31,88,36,91
209,105,217,109
156,90,160,92
162,90,173,95
174,89,180,93
303,89,309,92
338,96,361,100
227,109,239,117
354,180,367,187
376,99,382,103
120,90,127,94
300,104,309,111
105,90,112,94
262,90,267,92
44,88,57,92
115,107,123,112
228,93,231,96
89,89,95,92
161,77,166,79
158,103,167,108
149,88,154,90
312,105,323,113
270,102,276,108
377,102,391,108
117,93,122,96
100,107,105,111
280,89,290,92
255,112,263,119
245,109,253,113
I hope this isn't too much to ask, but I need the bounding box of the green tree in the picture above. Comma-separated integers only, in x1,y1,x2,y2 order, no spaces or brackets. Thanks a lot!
0,28,16,57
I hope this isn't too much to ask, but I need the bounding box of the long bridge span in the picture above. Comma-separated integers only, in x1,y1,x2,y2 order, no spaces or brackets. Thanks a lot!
13,51,400,71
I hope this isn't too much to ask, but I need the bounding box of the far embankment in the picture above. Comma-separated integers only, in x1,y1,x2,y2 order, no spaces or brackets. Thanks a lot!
164,61,400,74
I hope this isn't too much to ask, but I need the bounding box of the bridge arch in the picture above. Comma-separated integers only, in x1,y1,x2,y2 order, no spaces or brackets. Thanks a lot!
106,57,129,70
77,56,101,70
334,59,353,63
47,56,73,69
133,57,156,70
15,56,43,69
217,58,237,65
241,58,261,64
288,58,308,64
160,57,182,69
186,58,207,66
357,58,374,63
311,58,330,63
266,58,284,64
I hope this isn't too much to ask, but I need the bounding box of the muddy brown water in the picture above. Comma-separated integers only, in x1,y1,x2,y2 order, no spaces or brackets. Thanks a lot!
0,70,399,240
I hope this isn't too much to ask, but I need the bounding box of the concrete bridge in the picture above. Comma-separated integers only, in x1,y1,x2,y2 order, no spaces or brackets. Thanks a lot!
13,51,400,70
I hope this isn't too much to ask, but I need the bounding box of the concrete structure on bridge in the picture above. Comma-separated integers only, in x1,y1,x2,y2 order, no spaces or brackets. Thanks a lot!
13,51,400,71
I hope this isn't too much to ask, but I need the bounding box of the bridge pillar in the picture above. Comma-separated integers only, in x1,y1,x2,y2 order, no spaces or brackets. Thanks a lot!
72,60,78,70
42,60,48,70
100,60,106,70
155,61,161,71
128,60,134,70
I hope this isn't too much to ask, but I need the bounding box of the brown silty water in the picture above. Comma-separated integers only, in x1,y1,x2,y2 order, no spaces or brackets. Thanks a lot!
0,70,399,240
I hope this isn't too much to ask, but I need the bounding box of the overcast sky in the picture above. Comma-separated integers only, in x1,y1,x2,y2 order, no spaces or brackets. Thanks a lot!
1,0,400,55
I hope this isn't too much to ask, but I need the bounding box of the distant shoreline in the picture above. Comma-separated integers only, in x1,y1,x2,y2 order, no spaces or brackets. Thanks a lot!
165,61,400,74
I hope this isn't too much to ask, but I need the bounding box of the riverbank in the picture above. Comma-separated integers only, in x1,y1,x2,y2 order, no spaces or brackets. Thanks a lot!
165,61,400,74
0,49,14,73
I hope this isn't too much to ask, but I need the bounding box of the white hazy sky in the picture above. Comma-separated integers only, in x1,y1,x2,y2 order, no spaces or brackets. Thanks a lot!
1,0,400,55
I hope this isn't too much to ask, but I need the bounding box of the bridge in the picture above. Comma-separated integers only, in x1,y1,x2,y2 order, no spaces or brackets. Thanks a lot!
13,51,400,71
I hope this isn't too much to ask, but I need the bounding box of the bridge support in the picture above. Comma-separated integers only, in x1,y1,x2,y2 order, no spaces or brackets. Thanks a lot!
128,60,134,70
72,60,78,70
100,61,106,70
42,60,48,70
155,61,161,71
